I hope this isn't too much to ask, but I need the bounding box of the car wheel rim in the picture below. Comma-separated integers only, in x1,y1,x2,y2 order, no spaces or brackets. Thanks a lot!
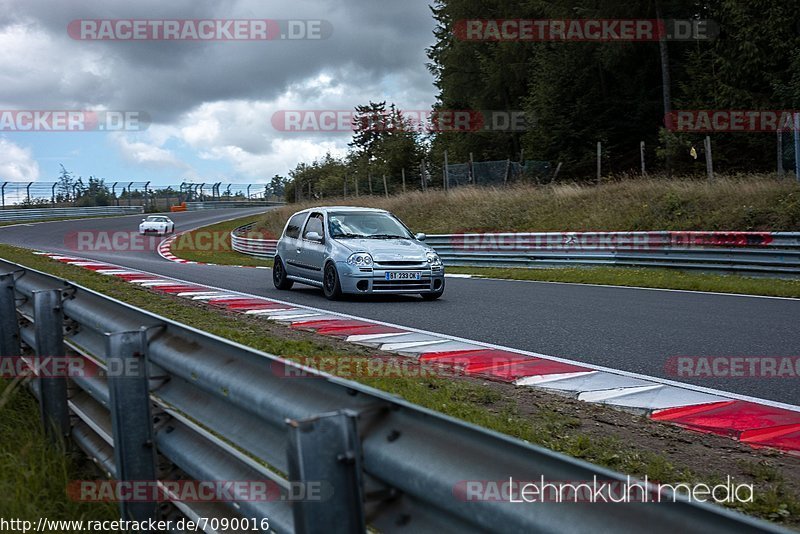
274,261,283,282
324,266,335,292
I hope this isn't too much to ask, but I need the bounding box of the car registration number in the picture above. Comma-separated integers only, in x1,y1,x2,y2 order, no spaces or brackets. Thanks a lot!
385,271,421,281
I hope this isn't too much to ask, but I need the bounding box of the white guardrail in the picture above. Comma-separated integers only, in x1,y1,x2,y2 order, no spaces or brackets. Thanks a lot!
0,205,144,222
231,224,800,277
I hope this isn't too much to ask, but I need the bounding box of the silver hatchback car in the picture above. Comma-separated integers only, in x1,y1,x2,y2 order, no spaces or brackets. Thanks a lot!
273,207,445,300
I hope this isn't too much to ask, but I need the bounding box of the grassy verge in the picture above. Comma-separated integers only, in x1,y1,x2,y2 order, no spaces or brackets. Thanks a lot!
0,379,118,522
169,213,272,266
1,244,798,527
448,266,800,298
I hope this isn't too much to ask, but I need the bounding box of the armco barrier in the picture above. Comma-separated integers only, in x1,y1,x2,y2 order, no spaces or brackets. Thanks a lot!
425,232,800,276
231,225,800,276
231,222,279,257
0,259,783,534
0,205,144,222
185,201,284,211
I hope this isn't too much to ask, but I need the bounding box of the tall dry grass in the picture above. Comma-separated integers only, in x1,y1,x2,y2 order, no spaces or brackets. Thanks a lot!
257,174,800,236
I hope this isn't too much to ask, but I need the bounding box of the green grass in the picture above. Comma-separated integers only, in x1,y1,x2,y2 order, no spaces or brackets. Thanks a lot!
0,378,118,523
169,213,273,266
448,266,800,298
1,243,798,527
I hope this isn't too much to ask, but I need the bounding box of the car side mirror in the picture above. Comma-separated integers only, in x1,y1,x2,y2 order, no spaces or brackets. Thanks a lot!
306,231,323,242
415,233,426,241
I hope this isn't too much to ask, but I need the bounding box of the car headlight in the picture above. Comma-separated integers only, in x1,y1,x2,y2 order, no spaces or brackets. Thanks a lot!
347,253,373,267
426,252,442,266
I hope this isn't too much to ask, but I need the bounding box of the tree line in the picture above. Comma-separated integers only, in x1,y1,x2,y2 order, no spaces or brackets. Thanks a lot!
284,0,799,200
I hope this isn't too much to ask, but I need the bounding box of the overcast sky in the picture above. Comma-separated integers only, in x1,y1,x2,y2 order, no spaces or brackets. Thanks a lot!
0,0,438,185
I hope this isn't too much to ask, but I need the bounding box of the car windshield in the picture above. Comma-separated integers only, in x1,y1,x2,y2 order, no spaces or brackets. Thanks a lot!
328,212,413,239
146,217,165,222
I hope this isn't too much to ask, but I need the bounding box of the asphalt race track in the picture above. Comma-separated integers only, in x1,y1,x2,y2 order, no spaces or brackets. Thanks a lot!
1,208,798,405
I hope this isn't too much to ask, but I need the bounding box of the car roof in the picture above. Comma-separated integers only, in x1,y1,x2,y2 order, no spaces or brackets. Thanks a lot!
292,206,389,216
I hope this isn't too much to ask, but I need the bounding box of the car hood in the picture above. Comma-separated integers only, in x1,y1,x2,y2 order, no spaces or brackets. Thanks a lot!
335,238,431,261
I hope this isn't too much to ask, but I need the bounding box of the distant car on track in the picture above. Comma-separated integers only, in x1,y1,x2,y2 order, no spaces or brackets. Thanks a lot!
273,206,445,300
139,215,175,236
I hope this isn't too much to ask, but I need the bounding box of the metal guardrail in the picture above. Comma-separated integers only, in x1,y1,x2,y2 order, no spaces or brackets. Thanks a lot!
0,206,144,222
185,201,284,211
0,260,782,534
424,232,800,276
230,225,800,277
231,223,279,258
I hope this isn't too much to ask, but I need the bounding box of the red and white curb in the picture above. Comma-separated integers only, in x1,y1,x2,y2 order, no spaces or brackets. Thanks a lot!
36,251,800,457
157,232,269,269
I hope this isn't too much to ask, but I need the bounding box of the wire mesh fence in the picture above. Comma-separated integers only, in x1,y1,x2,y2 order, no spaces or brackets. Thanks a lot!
0,181,283,211
445,159,553,188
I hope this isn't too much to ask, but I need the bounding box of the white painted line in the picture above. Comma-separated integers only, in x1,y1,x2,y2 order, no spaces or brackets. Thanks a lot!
514,372,596,386
191,294,241,301
459,274,800,302
379,340,451,352
244,308,294,315
346,332,408,343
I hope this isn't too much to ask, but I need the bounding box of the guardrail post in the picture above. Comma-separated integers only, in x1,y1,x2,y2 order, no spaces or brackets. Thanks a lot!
0,273,20,359
106,329,158,523
287,410,365,534
33,289,70,443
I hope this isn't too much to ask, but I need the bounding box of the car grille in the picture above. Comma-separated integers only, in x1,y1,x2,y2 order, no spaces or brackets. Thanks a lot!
372,277,432,292
374,260,428,268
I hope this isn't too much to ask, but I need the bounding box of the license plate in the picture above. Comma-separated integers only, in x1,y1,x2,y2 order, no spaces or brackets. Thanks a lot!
385,271,421,281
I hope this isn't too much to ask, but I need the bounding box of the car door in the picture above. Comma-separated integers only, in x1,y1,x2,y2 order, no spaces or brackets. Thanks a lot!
281,212,309,277
297,212,326,282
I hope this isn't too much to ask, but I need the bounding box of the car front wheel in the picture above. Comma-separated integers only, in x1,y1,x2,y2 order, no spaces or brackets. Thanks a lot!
323,262,342,300
273,256,294,290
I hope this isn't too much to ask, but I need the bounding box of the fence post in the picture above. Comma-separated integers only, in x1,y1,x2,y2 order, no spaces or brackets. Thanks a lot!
343,176,347,199
777,131,785,177
794,112,800,182
106,330,159,523
368,173,373,195
287,411,365,534
382,174,388,198
33,289,70,443
640,141,646,176
596,142,602,181
355,175,359,198
26,182,32,204
1,182,5,208
553,162,563,181
504,159,511,185
127,182,134,206
443,151,450,191
0,273,20,360
51,183,57,206
704,136,715,181
469,152,474,183
401,168,406,193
